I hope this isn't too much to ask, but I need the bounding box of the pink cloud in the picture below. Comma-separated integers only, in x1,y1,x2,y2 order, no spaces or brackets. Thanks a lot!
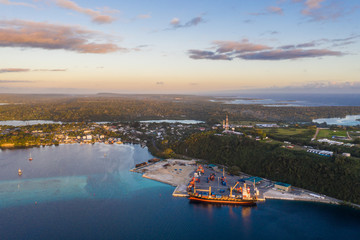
54,0,116,24
170,18,180,25
304,0,325,10
0,68,29,73
0,0,35,8
301,0,325,15
213,40,271,54
0,20,124,53
189,38,344,61
268,6,284,15
293,0,347,21
137,14,151,19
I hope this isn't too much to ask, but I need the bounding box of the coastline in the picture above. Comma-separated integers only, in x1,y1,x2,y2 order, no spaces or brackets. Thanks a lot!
131,159,348,206
131,159,196,197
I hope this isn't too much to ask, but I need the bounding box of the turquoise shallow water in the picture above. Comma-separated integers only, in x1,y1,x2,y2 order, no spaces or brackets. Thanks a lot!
313,114,360,126
0,144,159,208
0,144,360,240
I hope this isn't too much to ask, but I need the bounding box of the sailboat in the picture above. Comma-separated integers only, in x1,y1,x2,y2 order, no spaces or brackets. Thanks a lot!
29,153,33,161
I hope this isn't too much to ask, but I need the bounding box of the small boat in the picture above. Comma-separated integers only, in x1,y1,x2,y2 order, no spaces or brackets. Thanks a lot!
18,169,22,176
29,153,32,161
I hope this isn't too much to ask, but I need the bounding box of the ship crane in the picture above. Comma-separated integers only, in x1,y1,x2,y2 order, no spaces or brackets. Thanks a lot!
194,187,212,196
193,180,212,196
230,182,241,197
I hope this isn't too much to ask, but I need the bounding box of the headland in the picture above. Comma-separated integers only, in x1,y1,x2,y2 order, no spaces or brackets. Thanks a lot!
131,159,342,205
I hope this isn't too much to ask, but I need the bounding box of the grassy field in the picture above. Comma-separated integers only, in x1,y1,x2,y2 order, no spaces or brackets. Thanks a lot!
232,121,269,125
261,127,315,144
263,128,314,136
317,129,348,139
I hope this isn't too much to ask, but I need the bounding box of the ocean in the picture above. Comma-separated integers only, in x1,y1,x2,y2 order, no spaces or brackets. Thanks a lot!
214,93,360,107
0,144,359,240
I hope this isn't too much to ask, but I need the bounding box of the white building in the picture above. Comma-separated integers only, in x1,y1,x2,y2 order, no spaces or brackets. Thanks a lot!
307,149,333,157
256,124,279,128
317,138,343,146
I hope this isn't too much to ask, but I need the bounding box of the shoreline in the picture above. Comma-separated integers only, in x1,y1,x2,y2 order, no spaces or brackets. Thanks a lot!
131,159,196,197
131,159,355,207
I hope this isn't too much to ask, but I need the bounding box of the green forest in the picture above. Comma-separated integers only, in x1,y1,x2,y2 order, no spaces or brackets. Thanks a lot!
171,132,360,205
1,94,360,123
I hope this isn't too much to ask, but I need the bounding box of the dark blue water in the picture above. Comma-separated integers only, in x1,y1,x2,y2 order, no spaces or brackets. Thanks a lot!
1,144,360,240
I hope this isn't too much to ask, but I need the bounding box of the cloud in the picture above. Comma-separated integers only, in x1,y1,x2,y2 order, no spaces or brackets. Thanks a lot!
250,6,284,16
184,17,204,27
238,49,342,60
279,35,360,50
304,0,325,10
296,42,317,48
188,38,344,61
137,14,151,19
267,6,284,15
280,41,316,49
168,16,204,29
0,80,33,83
188,50,232,60
0,20,124,53
300,81,360,89
54,0,116,24
280,44,296,50
34,69,67,71
295,0,348,21
214,40,271,54
277,81,360,93
0,68,29,73
330,35,360,47
0,0,35,8
0,68,68,73
243,19,253,24
301,0,326,18
170,18,180,25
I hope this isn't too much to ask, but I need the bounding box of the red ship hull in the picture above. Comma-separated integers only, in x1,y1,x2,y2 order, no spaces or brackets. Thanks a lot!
188,194,256,206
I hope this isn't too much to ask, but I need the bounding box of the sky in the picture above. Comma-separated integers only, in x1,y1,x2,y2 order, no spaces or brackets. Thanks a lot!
0,0,359,94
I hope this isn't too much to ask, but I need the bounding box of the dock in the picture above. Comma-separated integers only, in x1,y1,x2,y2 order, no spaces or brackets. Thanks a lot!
172,185,189,197
131,160,342,205
131,159,196,197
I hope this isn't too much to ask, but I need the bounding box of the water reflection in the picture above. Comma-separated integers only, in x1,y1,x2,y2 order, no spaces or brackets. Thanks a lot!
241,206,252,218
190,201,255,220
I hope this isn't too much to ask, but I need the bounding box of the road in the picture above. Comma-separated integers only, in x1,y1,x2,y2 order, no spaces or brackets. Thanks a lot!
312,128,320,140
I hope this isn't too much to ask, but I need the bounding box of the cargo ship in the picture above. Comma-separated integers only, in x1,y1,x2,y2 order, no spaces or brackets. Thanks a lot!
188,182,258,206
